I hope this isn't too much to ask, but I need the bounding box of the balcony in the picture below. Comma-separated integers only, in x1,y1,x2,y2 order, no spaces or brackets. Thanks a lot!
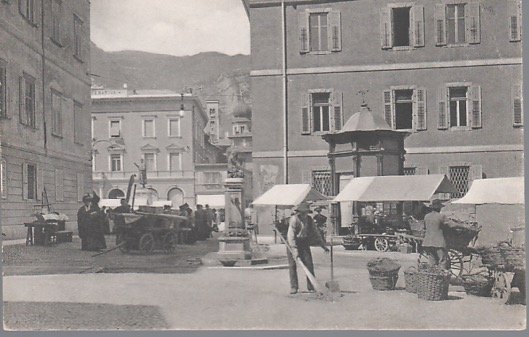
92,170,195,180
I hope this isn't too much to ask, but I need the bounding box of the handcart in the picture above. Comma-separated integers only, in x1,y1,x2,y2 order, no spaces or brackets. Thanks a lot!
396,223,482,278
114,211,187,254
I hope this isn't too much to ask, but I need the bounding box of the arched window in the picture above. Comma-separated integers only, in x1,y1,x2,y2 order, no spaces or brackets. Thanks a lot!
108,188,125,199
167,188,184,208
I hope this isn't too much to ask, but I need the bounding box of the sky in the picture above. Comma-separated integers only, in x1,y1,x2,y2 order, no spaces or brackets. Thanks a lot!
90,0,250,56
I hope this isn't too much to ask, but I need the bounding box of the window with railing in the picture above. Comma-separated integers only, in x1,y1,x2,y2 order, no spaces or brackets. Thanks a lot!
449,165,470,198
312,170,332,196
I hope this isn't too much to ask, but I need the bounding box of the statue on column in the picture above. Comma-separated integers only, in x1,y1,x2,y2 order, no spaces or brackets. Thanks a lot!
227,150,244,178
134,159,147,188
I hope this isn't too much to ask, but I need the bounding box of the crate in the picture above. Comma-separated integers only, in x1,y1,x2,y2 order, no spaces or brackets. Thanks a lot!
56,230,73,243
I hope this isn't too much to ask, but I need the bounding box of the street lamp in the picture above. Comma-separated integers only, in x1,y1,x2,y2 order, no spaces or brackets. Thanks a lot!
179,93,185,117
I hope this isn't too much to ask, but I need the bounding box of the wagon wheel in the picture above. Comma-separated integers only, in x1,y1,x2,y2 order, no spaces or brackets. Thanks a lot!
163,232,178,254
491,271,512,304
374,238,389,252
448,249,463,277
139,233,155,253
116,234,129,253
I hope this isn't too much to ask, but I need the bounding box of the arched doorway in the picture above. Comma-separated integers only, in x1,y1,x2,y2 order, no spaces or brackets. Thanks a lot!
167,188,184,208
108,188,125,199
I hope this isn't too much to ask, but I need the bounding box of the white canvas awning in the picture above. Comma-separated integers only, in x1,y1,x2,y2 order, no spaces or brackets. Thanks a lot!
453,177,524,205
333,175,457,202
196,194,225,208
252,184,329,207
99,199,122,209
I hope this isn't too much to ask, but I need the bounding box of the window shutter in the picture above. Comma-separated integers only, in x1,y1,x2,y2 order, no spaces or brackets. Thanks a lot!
77,173,84,202
36,165,43,201
512,84,523,126
380,7,392,49
437,166,450,199
465,3,481,44
331,91,343,131
301,170,311,184
509,0,522,42
438,87,449,129
299,11,309,53
416,167,429,175
22,163,28,200
415,88,427,131
55,169,64,202
435,4,447,46
328,10,342,52
18,76,24,124
470,85,482,129
469,164,483,183
383,90,394,128
301,93,311,135
411,5,425,47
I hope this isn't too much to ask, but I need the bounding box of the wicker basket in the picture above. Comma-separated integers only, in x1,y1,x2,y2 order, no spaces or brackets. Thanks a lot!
404,267,418,293
478,247,504,267
462,275,493,297
500,246,526,271
369,273,399,291
416,270,450,301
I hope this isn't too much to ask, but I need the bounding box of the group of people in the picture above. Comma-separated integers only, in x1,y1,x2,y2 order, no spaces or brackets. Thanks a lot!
77,193,107,251
178,203,222,241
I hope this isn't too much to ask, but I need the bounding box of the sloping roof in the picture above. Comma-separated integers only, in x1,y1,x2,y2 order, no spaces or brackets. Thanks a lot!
453,177,524,205
252,184,329,207
339,105,392,133
334,175,457,202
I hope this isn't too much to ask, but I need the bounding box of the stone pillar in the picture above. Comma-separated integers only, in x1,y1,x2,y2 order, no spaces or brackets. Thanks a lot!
217,178,252,264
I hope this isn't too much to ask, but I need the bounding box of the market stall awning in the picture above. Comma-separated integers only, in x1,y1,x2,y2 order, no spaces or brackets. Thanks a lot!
252,184,329,207
333,175,457,202
99,199,122,209
453,177,524,205
196,194,225,208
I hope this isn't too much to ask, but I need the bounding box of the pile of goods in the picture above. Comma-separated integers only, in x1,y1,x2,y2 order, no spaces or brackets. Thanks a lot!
476,241,526,271
408,218,425,237
461,274,494,297
416,265,451,301
367,258,401,291
444,219,480,249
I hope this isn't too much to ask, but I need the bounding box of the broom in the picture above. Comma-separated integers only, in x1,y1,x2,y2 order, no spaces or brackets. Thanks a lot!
275,230,328,295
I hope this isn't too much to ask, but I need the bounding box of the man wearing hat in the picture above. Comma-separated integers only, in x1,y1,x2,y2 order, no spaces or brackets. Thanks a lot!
77,194,93,250
422,199,455,269
287,202,329,294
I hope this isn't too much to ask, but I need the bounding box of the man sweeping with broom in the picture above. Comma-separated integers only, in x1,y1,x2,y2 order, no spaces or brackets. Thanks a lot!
287,203,329,294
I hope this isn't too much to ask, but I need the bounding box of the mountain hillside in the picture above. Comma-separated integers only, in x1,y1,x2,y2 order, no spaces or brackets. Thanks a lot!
90,42,251,138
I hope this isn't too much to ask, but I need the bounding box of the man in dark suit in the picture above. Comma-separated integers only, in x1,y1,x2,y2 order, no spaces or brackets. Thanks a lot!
77,194,92,250
422,199,455,269
286,203,329,294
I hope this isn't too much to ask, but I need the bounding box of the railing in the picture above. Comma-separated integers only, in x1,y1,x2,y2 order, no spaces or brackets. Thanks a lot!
92,170,195,180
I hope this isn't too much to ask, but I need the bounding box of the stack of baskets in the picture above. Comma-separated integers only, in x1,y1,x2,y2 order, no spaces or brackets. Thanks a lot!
416,266,451,301
404,267,419,293
461,275,494,297
367,258,401,291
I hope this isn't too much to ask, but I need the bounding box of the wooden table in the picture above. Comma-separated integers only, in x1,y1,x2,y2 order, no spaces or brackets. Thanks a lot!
24,222,58,246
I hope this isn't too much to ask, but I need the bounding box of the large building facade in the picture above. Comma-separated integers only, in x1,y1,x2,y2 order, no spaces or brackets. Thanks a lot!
1,0,92,239
244,0,523,203
91,88,220,209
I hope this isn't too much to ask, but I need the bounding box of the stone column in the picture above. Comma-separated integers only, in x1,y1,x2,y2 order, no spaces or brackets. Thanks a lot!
217,178,252,264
